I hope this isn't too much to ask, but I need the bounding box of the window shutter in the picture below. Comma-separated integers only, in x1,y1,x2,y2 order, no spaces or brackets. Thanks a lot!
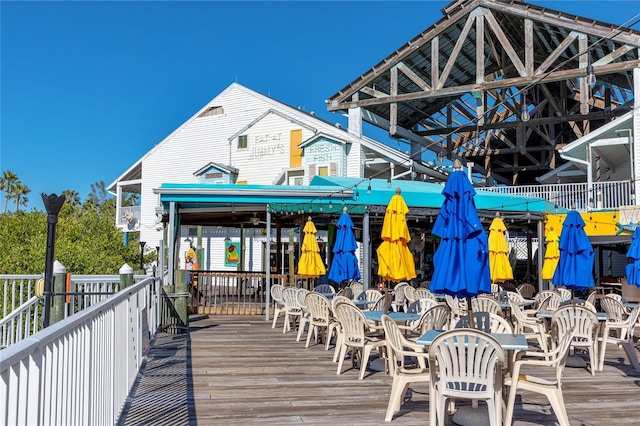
309,164,316,180
330,162,337,176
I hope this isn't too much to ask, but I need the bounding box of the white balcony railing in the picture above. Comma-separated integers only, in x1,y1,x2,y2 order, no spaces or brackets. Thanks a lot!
0,277,160,426
480,180,632,212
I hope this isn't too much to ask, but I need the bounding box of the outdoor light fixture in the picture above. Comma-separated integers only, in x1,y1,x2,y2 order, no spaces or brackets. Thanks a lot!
367,179,372,195
437,150,445,164
355,187,360,200
387,177,392,188
586,62,596,86
329,197,333,209
521,103,530,122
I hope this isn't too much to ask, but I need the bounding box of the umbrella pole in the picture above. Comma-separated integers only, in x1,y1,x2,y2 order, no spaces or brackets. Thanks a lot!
466,296,474,329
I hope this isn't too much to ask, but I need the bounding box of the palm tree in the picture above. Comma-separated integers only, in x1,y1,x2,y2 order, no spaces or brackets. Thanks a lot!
13,182,31,213
0,170,19,213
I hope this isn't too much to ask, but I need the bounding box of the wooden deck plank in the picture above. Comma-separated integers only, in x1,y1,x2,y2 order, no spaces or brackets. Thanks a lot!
118,314,640,425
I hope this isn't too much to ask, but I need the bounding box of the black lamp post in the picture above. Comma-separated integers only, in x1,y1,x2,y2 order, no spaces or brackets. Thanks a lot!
42,193,66,328
139,241,146,271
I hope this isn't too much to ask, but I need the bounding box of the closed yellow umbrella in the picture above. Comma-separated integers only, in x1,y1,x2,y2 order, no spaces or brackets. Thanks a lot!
488,212,514,283
376,188,417,283
298,217,326,278
541,227,560,280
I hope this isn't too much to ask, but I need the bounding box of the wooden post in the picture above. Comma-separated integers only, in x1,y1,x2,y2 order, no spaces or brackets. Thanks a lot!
50,261,67,325
120,263,134,289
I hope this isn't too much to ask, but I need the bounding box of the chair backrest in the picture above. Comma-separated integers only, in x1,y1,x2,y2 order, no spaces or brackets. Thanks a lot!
516,283,536,299
403,285,416,304
407,298,439,315
305,292,331,325
456,312,513,334
506,291,525,304
334,303,368,346
606,293,628,304
313,284,335,294
282,287,301,310
363,288,383,301
539,292,563,311
559,298,597,313
414,288,437,301
371,294,392,311
491,283,504,293
392,282,409,304
270,284,285,305
418,304,451,334
556,287,572,301
471,295,503,315
331,295,355,312
296,288,310,312
336,287,354,299
349,282,364,299
429,329,505,398
600,296,628,322
551,305,599,345
445,294,467,317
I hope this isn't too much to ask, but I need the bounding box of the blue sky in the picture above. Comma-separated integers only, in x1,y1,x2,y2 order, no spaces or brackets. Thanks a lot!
2,1,639,212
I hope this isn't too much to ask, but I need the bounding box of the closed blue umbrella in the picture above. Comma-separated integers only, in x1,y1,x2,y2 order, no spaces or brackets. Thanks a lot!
430,164,491,300
328,208,361,285
625,227,640,288
552,210,594,293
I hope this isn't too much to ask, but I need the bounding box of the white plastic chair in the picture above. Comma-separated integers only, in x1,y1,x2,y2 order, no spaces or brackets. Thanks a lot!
414,288,437,302
381,314,430,421
391,282,409,312
509,300,549,353
504,327,577,426
516,283,536,299
270,284,286,329
556,287,572,301
551,305,599,375
313,284,335,294
281,287,303,334
403,285,416,306
349,282,364,299
471,295,503,316
334,302,386,379
295,288,311,342
304,292,335,349
403,304,451,337
428,329,505,426
598,304,640,371
455,312,513,334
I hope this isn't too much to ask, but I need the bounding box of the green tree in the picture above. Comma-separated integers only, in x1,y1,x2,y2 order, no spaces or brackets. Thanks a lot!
13,182,31,213
0,170,19,214
0,191,152,275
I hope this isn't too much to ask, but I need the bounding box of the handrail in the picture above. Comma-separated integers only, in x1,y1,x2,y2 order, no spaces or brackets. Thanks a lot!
0,277,160,426
0,296,40,348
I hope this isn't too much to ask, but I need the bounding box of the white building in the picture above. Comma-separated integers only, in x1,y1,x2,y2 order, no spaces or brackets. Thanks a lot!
107,83,448,272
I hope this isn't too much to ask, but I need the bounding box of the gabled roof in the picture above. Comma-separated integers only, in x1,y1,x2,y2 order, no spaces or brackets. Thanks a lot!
193,162,239,177
326,0,640,186
537,111,634,183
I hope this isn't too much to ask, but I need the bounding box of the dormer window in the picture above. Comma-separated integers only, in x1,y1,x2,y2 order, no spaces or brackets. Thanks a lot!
238,135,248,149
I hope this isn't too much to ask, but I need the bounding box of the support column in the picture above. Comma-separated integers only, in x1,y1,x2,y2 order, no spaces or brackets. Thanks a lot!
363,208,370,291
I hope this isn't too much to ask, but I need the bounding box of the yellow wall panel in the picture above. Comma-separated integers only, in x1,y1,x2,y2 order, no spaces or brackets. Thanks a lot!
290,129,302,167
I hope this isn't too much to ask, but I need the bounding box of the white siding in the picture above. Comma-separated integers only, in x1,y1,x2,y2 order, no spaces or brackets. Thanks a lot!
126,83,372,244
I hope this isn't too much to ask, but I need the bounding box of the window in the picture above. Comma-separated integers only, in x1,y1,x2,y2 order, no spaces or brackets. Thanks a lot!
198,106,224,117
318,166,329,176
238,135,248,149
294,177,304,185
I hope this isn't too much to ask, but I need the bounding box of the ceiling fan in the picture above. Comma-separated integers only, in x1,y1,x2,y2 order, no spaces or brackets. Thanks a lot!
247,212,266,226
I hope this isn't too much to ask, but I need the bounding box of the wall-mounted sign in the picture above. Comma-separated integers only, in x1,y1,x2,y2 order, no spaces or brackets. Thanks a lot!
225,240,241,267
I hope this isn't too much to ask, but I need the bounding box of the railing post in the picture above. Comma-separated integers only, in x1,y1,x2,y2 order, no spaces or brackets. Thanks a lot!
50,261,67,325
174,269,189,332
120,263,134,289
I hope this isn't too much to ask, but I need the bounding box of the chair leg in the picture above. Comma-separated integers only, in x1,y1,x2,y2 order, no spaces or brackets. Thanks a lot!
548,389,570,426
599,333,608,371
504,381,518,426
305,324,315,348
336,344,348,375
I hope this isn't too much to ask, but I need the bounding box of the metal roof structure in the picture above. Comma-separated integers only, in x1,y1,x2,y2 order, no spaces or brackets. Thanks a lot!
327,0,640,187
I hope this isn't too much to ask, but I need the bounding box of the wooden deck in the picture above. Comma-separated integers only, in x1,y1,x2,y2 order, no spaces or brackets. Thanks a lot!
118,314,640,425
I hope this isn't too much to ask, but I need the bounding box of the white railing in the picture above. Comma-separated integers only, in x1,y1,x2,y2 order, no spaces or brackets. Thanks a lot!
480,180,632,211
0,274,148,349
0,277,160,426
